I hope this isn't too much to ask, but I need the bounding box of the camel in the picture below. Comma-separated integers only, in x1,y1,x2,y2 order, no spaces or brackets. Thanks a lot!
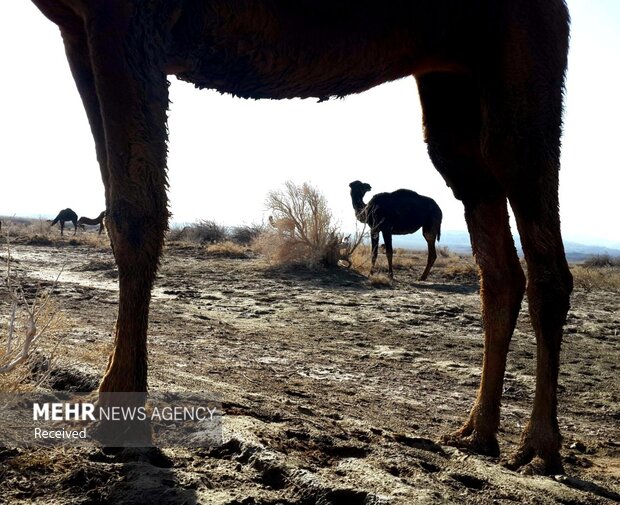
49,208,78,236
349,181,442,280
30,0,572,474
78,211,106,235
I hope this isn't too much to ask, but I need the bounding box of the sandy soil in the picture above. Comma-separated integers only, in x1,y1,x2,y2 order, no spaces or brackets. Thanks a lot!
0,238,619,504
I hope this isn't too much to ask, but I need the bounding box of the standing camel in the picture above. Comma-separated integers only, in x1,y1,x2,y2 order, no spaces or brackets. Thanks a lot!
49,208,78,236
30,1,572,473
349,181,442,280
78,211,106,235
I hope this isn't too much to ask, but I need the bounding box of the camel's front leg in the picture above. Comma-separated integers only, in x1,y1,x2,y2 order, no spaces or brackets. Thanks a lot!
81,7,169,394
441,196,525,455
417,73,525,456
370,231,380,274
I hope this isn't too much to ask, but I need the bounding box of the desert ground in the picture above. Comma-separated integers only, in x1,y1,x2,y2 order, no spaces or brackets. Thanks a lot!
0,223,619,504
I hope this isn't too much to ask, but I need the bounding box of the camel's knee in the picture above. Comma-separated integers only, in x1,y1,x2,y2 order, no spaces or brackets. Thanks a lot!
526,262,572,333
106,202,167,278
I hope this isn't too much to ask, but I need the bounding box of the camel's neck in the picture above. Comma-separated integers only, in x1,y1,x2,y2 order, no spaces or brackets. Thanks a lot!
350,194,368,223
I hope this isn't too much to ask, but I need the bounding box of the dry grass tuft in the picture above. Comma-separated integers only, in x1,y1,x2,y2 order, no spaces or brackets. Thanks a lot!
582,254,620,268
368,273,393,288
442,257,479,282
571,265,620,292
206,241,248,258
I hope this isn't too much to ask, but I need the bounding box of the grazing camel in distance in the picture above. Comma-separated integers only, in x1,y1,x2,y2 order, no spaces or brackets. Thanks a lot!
78,211,106,235
49,208,78,236
349,181,442,280
31,0,572,474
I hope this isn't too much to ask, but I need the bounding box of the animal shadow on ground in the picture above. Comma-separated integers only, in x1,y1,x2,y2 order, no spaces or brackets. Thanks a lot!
262,264,371,293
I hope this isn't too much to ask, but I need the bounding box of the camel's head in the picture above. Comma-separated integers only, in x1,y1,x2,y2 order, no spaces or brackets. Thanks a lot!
349,180,372,196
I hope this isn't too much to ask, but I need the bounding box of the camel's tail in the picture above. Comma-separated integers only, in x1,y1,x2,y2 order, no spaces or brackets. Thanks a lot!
435,206,442,242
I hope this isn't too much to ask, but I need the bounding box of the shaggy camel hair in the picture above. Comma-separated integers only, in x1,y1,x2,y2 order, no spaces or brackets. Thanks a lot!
49,208,78,236
31,0,572,473
349,181,442,280
78,211,106,235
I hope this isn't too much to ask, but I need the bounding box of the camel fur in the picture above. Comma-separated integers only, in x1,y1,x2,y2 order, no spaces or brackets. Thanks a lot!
30,0,572,473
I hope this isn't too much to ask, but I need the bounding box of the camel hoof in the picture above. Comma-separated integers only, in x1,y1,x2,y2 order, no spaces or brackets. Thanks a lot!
503,446,564,475
440,429,500,458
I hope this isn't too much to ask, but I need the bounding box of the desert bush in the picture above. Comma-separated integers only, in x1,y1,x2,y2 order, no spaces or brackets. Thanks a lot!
1,236,65,391
230,223,266,245
206,241,248,258
368,273,393,287
443,258,480,282
571,265,620,292
256,181,345,267
582,254,620,268
168,220,229,244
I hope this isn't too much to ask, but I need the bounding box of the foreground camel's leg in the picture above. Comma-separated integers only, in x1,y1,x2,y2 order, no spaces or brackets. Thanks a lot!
61,32,109,204
487,14,570,474
420,230,437,281
446,197,524,455
417,73,526,456
61,6,169,393
507,190,572,473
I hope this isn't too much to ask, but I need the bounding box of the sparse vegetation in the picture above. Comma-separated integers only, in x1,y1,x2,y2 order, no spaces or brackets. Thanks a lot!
582,254,620,268
168,219,229,244
1,229,66,391
230,224,266,245
571,263,620,292
255,181,348,268
206,241,248,258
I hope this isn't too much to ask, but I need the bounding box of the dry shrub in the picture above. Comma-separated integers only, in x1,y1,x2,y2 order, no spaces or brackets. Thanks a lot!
582,254,620,268
206,241,248,258
369,273,393,287
230,223,266,245
256,181,345,268
571,265,620,292
442,256,479,282
1,238,67,392
169,220,229,244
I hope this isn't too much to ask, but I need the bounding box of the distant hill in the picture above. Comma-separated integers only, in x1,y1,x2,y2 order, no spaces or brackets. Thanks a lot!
388,230,620,262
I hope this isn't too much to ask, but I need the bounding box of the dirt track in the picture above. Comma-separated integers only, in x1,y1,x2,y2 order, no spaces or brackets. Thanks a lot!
1,239,619,504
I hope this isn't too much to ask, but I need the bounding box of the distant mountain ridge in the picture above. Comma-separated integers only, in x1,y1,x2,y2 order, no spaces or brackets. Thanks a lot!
387,230,620,262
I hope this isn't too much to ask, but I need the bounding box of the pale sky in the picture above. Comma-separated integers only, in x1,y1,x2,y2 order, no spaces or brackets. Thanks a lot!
1,1,619,246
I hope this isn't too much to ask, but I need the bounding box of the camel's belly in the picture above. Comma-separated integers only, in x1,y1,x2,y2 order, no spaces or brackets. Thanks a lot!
167,1,473,100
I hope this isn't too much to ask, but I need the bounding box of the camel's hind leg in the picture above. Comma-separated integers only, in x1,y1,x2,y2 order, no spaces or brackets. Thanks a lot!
383,232,394,278
419,229,437,281
417,73,526,456
482,5,571,473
